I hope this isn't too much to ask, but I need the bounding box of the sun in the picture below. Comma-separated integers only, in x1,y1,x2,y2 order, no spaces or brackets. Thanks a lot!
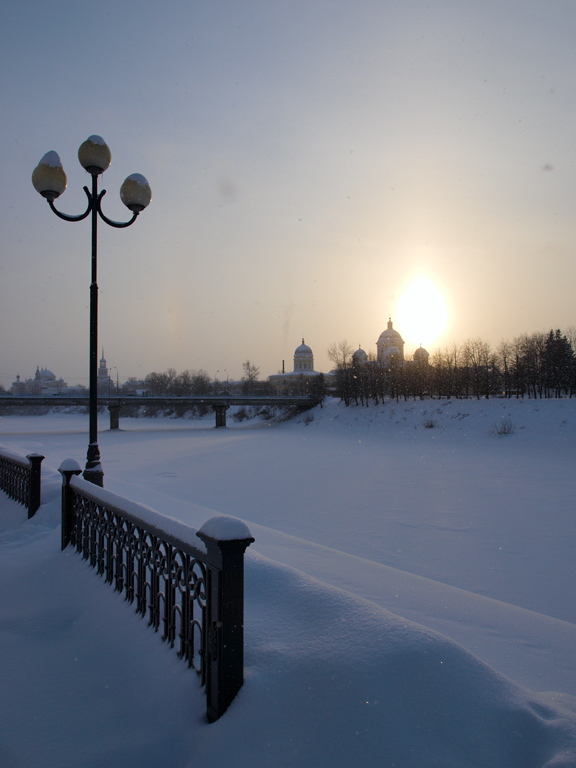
395,276,448,349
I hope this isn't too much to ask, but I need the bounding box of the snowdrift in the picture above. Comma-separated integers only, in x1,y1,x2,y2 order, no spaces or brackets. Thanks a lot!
234,553,576,767
0,492,575,767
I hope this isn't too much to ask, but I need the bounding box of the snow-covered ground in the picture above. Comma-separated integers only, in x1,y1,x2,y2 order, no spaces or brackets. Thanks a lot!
1,397,576,767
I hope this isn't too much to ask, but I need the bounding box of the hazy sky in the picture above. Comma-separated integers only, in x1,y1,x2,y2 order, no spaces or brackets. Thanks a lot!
2,0,576,386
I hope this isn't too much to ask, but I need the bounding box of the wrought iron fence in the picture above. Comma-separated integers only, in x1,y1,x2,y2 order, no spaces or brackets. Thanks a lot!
0,449,44,518
59,461,254,722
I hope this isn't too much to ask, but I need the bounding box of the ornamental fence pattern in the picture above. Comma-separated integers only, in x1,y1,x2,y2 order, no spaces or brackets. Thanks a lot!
59,463,254,722
0,450,44,518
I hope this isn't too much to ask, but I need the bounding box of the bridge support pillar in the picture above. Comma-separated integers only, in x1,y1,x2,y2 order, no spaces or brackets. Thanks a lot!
108,404,121,430
214,405,229,428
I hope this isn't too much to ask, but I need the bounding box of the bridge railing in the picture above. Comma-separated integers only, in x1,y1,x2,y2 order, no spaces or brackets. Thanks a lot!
0,449,44,518
59,461,254,722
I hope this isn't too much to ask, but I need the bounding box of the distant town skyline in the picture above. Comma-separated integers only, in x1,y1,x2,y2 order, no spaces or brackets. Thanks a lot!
5,315,576,391
2,1,576,387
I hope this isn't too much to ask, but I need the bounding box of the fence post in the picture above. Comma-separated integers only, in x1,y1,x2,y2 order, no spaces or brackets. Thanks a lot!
26,453,44,518
59,460,82,550
196,518,254,722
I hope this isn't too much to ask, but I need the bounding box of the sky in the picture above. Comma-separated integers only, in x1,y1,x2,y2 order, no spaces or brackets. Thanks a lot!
2,0,576,386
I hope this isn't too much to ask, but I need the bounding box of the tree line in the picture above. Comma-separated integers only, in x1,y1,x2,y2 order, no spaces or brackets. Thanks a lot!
116,361,274,417
137,361,269,396
328,329,576,405
4,329,573,410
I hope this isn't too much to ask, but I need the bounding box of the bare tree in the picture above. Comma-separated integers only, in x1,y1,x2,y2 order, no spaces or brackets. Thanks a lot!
241,360,260,394
497,341,513,398
327,340,353,369
462,338,492,398
144,368,177,395
431,344,461,398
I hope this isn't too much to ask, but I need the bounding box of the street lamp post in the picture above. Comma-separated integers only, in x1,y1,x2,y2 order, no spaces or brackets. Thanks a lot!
32,135,151,486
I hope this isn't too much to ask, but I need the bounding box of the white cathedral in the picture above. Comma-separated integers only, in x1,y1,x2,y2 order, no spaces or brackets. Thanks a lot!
268,339,318,394
354,318,430,367
269,319,429,393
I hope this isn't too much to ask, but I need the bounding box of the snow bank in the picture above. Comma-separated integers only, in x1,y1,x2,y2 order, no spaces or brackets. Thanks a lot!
224,553,576,768
300,395,576,440
1,505,575,768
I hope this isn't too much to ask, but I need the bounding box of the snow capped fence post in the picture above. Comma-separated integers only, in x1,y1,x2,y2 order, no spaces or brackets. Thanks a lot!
26,454,45,518
0,449,44,518
196,517,255,722
59,460,82,550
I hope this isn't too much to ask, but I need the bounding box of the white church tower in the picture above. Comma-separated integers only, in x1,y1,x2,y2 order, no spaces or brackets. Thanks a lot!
293,339,314,372
376,318,405,364
97,350,109,386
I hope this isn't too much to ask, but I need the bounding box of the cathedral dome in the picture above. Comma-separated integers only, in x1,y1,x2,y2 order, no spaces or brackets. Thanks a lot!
352,346,368,363
293,339,314,372
413,346,430,364
377,318,404,345
294,340,313,356
376,318,405,364
35,367,56,381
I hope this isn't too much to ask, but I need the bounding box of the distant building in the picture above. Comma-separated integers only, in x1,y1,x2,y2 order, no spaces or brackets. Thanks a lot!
269,339,321,394
358,318,429,368
268,319,429,393
352,346,368,364
97,350,115,392
11,367,68,395
376,318,405,364
293,339,315,372
413,345,430,366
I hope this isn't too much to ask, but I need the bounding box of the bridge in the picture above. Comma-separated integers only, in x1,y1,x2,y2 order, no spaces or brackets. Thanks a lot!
0,394,318,428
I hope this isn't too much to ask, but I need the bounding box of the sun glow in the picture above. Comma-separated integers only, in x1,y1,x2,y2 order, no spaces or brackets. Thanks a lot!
395,276,448,350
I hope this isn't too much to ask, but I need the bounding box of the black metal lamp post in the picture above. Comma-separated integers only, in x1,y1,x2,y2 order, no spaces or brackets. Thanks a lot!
32,136,151,486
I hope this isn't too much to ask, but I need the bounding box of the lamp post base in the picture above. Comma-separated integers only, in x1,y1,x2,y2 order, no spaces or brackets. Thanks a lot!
84,444,104,487
83,466,104,486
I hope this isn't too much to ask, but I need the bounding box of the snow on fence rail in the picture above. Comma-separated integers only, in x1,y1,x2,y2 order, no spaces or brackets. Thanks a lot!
58,460,254,722
0,449,44,518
